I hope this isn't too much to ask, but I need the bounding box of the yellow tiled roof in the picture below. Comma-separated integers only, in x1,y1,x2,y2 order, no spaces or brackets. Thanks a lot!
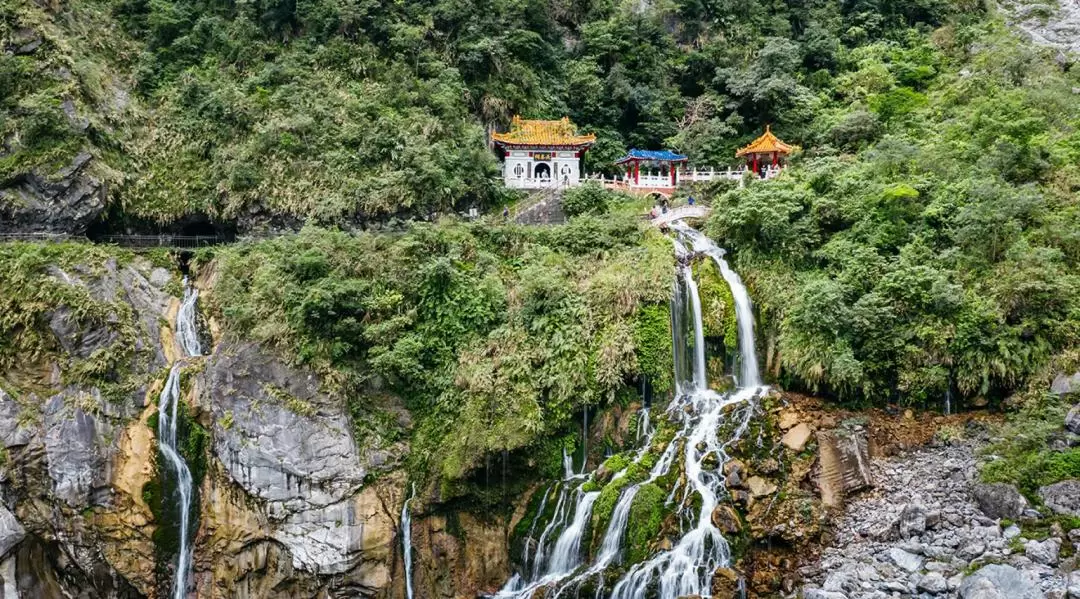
492,116,596,148
736,125,796,157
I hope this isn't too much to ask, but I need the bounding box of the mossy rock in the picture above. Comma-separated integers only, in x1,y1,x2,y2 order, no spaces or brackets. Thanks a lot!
625,483,669,563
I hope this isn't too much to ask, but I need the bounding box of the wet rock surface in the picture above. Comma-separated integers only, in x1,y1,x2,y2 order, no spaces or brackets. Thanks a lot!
801,441,1072,598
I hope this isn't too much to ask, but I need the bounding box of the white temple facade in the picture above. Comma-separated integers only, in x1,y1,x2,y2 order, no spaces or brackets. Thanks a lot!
493,117,595,190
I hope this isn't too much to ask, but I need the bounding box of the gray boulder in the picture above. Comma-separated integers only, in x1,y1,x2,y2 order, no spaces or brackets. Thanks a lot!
959,564,1045,599
1051,372,1080,396
1038,480,1080,517
899,503,928,538
804,590,848,599
1066,571,1079,599
973,483,1028,519
0,506,24,559
1024,538,1060,566
1067,403,1080,435
888,547,924,572
918,572,949,595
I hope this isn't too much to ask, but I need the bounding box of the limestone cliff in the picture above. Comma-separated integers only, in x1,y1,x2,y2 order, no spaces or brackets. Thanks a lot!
0,254,520,598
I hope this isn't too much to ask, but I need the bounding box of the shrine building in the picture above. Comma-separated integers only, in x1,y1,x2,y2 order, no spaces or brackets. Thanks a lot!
736,125,795,175
493,116,596,189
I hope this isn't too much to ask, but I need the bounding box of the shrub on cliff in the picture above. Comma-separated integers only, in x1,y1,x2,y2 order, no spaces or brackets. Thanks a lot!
210,219,673,486
704,23,1080,408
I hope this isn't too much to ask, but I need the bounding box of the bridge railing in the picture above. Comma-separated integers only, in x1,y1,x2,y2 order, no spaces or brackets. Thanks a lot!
94,234,229,249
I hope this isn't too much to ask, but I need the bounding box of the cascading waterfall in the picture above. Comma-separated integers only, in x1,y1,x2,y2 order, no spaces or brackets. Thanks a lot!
581,409,588,475
159,278,202,599
676,225,761,388
494,225,767,599
402,483,416,599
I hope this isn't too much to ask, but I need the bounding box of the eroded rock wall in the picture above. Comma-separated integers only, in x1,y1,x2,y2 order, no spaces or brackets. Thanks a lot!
0,255,519,598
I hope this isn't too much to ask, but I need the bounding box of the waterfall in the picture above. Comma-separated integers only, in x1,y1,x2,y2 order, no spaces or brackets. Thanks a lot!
493,225,766,599
176,277,202,357
580,409,588,475
545,490,600,575
676,225,761,388
402,483,416,599
562,448,575,480
159,278,203,599
522,484,553,574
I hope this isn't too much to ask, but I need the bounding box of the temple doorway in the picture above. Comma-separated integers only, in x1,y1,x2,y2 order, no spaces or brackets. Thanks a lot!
534,163,551,180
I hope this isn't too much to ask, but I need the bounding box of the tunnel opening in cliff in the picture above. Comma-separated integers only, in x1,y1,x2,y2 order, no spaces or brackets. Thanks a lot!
86,207,238,242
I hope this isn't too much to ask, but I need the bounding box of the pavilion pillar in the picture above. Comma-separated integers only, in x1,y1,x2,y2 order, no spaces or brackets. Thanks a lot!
772,152,778,167
752,154,759,174
670,165,677,186
634,161,640,185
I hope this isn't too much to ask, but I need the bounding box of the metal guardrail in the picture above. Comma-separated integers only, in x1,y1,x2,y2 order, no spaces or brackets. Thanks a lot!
94,235,229,249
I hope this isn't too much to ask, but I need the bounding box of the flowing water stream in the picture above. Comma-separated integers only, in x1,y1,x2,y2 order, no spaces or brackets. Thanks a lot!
494,226,767,598
158,278,202,598
402,483,417,599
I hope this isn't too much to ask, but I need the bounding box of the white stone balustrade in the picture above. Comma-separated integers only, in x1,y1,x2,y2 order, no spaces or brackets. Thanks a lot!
583,165,788,188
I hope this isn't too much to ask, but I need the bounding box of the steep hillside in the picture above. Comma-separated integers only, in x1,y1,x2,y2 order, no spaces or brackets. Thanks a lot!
4,0,986,233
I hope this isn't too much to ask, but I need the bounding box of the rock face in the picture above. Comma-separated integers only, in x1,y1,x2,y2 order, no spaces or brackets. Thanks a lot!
204,341,379,513
1052,372,1080,396
999,0,1080,57
0,257,174,596
411,511,512,598
959,564,1045,599
1038,480,1080,517
199,340,410,592
1067,404,1080,434
800,442,1070,598
816,427,873,507
0,151,106,235
973,482,1029,519
0,507,25,559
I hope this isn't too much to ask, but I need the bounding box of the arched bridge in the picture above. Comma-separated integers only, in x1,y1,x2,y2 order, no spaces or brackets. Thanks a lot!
650,205,710,227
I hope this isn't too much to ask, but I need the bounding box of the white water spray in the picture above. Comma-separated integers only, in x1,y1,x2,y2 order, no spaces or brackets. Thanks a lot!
159,278,202,599
495,225,766,599
402,483,416,599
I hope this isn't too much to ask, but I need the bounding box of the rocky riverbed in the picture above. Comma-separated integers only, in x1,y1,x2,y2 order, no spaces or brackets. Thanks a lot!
799,439,1080,599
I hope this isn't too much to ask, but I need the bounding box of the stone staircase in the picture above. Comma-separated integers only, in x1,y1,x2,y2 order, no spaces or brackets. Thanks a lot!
512,185,566,225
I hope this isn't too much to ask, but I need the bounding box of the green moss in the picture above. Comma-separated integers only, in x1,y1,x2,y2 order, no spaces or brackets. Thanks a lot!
262,383,316,417
633,304,674,395
625,483,667,563
590,477,632,550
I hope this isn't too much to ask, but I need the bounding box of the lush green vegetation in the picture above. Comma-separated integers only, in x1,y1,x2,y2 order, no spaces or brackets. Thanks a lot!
702,22,1080,407
208,219,672,485
2,0,991,227
980,352,1080,500
0,241,148,398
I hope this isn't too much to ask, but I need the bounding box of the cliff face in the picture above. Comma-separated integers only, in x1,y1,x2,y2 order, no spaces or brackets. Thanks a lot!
0,253,518,598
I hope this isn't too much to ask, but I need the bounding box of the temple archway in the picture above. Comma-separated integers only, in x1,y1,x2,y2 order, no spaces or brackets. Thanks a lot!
534,163,551,180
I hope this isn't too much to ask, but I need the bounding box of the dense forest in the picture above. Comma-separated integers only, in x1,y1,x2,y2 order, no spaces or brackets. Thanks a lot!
3,0,1079,475
4,0,984,224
